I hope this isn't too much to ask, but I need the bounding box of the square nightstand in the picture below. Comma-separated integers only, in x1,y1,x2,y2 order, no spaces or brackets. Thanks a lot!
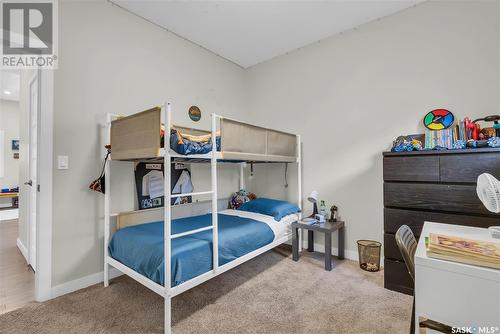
291,220,345,271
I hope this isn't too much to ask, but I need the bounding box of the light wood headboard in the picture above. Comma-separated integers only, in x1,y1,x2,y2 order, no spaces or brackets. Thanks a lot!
116,198,229,230
117,207,163,230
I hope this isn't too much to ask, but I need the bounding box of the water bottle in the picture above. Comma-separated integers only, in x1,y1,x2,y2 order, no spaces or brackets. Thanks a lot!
319,200,326,222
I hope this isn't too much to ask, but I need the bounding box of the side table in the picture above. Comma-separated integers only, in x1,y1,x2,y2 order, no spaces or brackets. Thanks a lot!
291,220,345,271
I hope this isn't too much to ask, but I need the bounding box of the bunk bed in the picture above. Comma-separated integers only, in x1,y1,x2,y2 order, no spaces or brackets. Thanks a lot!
103,103,302,334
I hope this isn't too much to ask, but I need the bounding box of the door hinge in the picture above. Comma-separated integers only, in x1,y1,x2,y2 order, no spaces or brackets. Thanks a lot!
37,184,40,192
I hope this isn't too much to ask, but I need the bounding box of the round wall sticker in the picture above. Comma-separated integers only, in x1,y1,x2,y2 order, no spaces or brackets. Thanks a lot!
188,106,201,122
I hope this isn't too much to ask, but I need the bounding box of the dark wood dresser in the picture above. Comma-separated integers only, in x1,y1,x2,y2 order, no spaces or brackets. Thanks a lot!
383,148,500,295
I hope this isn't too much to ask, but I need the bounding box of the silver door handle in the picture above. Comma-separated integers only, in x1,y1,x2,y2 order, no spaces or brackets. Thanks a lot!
24,180,33,186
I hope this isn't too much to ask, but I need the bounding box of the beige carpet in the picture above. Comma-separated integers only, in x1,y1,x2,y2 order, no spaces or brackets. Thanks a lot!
0,248,412,334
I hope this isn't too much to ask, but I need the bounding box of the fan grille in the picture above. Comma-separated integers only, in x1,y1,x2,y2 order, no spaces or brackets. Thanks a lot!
476,173,500,213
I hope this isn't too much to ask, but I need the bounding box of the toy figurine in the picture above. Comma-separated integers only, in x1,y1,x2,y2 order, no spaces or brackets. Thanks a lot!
473,115,500,137
329,205,338,222
464,117,480,140
410,139,423,150
480,128,496,139
466,139,489,148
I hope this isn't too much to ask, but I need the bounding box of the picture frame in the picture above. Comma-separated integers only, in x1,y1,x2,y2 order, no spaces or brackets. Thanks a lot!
12,140,19,151
188,105,201,122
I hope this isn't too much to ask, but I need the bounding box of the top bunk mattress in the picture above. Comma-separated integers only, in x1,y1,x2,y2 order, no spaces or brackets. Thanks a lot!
108,210,293,287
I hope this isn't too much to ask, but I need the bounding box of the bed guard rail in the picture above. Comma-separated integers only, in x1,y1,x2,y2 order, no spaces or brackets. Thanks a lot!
109,106,298,162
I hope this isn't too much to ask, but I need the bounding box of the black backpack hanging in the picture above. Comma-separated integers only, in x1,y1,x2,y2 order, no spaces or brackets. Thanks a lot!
89,148,110,194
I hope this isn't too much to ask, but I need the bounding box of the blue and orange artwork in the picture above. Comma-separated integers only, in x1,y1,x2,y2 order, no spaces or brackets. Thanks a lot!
423,109,454,130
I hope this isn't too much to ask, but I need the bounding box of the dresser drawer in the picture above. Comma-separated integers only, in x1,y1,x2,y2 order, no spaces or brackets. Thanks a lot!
440,153,500,183
384,183,490,215
384,208,498,234
384,233,403,260
384,208,424,235
383,156,439,182
384,259,413,295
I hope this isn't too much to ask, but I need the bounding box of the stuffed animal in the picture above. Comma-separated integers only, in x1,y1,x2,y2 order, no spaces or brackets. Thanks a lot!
228,189,256,209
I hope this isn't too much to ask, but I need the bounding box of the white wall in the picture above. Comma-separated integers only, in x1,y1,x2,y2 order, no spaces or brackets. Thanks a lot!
245,0,500,259
52,1,247,286
0,99,20,189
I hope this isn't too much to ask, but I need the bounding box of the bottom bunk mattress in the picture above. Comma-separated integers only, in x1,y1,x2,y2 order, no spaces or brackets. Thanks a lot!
108,210,287,287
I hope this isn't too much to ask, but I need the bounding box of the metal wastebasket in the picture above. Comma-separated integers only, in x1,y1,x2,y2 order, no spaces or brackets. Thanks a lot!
357,240,381,272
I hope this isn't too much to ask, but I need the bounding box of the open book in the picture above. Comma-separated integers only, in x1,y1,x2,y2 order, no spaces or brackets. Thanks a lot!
426,233,500,270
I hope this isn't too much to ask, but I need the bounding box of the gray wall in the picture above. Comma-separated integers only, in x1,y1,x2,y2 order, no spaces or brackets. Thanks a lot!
244,0,500,259
52,1,247,286
51,0,500,288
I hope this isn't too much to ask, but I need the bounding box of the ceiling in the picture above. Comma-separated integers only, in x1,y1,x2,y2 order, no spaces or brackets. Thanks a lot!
112,0,421,68
0,70,20,102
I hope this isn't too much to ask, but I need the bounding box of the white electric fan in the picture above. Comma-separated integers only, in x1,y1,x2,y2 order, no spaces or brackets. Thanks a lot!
476,173,500,238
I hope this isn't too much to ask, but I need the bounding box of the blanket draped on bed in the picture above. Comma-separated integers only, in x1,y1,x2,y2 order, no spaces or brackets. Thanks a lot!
168,131,221,155
108,213,274,287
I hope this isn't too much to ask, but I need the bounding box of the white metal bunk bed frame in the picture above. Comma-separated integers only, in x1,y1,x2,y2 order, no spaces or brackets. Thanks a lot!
103,102,302,334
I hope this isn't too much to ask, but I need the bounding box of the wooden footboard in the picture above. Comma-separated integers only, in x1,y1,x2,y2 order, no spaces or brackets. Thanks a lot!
220,118,297,162
111,107,162,160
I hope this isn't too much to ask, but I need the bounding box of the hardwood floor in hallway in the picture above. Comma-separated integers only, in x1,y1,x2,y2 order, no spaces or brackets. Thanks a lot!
0,219,34,314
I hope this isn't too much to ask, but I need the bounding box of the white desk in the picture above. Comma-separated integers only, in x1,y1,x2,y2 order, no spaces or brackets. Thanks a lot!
414,222,500,333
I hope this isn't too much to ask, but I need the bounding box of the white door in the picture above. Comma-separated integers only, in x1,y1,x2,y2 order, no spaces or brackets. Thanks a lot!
28,74,38,270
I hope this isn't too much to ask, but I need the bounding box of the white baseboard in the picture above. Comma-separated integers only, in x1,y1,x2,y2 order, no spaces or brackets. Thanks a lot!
16,238,28,263
51,267,123,299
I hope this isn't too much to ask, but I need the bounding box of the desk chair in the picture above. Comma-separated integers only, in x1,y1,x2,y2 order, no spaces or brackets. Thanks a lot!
395,225,452,334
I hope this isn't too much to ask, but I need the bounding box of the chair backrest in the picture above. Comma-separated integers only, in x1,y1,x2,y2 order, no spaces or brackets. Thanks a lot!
395,225,417,281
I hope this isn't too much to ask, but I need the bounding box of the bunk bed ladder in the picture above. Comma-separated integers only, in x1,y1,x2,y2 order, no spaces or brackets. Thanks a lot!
162,105,219,334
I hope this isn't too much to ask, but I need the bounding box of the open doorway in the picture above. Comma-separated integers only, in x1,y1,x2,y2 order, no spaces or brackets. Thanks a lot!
0,70,20,222
0,68,39,313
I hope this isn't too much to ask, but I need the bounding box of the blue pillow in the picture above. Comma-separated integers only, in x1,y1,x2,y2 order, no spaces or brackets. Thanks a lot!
238,198,300,221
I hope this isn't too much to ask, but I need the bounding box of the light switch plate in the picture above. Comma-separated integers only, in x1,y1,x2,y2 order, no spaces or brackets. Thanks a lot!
57,155,69,170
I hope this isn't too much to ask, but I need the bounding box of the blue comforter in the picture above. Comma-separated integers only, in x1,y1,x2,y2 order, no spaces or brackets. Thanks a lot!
108,213,274,287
